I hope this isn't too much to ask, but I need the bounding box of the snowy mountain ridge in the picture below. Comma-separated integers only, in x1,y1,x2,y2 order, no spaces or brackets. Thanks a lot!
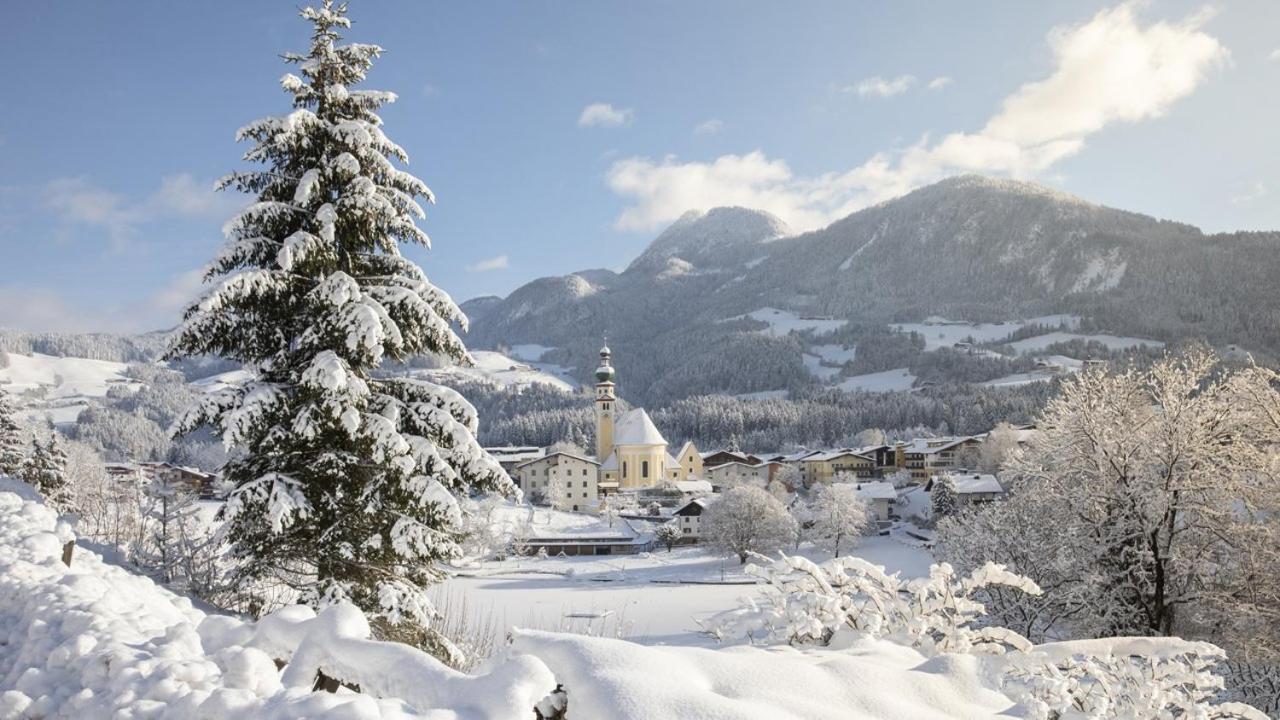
462,175,1280,405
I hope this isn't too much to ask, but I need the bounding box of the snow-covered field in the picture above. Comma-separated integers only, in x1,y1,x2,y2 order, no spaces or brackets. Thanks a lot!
414,350,577,392
446,536,932,648
891,315,1079,351
0,351,138,424
836,367,916,393
1008,331,1164,354
733,308,848,337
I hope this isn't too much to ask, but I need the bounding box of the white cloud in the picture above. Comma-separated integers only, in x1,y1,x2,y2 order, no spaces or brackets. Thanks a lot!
927,76,953,90
607,4,1226,232
467,254,509,272
578,103,634,128
694,119,724,135
846,75,916,98
1231,181,1267,205
42,173,239,251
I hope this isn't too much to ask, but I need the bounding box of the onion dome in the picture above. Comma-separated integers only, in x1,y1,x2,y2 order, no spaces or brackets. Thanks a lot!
595,364,616,382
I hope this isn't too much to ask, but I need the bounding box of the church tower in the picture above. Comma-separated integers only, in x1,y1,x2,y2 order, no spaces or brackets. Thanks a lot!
594,344,616,462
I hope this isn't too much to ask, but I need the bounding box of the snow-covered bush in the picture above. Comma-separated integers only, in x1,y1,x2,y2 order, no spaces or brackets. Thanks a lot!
1002,638,1269,720
710,553,1040,655
809,482,868,557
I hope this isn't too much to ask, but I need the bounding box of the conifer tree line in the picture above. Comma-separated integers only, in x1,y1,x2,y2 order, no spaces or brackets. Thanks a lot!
1,389,73,514
166,1,514,632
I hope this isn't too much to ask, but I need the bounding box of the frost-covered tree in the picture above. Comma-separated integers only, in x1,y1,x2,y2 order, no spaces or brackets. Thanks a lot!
166,2,515,630
930,474,957,519
135,474,204,585
0,390,26,478
655,522,681,552
810,483,868,557
961,421,1021,473
702,485,797,564
25,434,73,513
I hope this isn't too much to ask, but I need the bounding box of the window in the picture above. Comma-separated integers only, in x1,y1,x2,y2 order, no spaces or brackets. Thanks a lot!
581,481,587,488
683,528,691,534
582,469,588,476
642,461,649,479
623,461,628,477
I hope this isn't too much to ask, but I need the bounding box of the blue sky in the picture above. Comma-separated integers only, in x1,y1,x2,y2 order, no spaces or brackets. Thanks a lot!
1,1,1277,333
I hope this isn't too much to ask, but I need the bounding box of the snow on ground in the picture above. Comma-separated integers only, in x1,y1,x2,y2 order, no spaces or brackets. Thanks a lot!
511,630,1017,720
446,535,933,648
732,308,848,337
891,315,1079,351
802,354,841,381
506,344,555,362
0,352,133,398
836,368,916,393
414,350,576,392
809,344,856,365
1008,331,1164,354
735,389,789,401
0,352,139,424
191,368,255,393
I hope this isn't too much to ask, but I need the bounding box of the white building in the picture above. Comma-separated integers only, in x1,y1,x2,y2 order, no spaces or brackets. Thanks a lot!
671,495,716,542
851,480,897,527
515,452,601,512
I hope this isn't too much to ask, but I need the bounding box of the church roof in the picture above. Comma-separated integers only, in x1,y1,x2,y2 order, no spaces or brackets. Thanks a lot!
614,408,667,446
600,452,619,471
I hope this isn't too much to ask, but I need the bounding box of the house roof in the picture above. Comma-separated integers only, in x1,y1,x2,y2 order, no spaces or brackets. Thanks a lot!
807,449,873,463
674,495,717,516
514,451,601,470
852,481,897,501
600,452,619,471
673,479,713,494
665,452,682,470
676,440,698,459
942,473,1003,495
614,408,668,446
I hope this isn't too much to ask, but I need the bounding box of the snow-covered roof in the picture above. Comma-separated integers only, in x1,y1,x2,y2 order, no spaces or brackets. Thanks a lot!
806,449,872,463
852,481,897,501
673,480,712,495
600,452,619,471
514,451,600,470
485,446,546,464
664,452,682,470
675,440,697,459
614,408,667,446
941,473,1003,495
900,436,974,455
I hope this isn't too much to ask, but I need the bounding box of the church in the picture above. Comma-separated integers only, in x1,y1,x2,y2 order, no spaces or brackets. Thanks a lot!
592,345,701,491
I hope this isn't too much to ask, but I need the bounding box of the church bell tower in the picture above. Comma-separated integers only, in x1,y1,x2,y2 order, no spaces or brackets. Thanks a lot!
594,344,616,462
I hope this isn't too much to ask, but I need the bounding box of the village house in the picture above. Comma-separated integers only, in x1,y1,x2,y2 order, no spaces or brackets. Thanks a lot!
700,450,763,469
897,436,982,484
801,450,876,484
850,480,897,529
927,472,1005,505
484,446,545,473
671,495,715,543
704,460,778,489
515,452,601,512
106,462,222,499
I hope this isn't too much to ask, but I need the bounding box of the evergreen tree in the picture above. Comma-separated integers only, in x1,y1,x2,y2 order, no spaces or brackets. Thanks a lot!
25,434,73,513
135,474,204,586
931,475,958,519
167,2,514,629
0,390,26,478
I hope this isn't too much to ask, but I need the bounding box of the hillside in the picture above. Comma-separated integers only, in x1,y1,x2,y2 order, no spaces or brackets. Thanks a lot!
463,175,1280,406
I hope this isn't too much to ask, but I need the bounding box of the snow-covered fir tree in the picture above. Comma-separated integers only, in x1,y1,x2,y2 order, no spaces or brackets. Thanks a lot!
25,434,73,513
167,1,515,631
930,474,957,519
0,390,26,478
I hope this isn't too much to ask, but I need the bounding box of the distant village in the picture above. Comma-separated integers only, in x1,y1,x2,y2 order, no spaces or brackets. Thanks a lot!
483,345,1030,556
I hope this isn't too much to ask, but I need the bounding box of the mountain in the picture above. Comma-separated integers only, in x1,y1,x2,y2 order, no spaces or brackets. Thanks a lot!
463,175,1280,406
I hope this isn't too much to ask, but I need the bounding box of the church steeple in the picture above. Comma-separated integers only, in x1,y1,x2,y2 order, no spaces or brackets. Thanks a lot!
594,343,616,462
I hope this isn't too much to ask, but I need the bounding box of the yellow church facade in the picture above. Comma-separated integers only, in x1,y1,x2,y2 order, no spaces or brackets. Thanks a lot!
592,345,696,490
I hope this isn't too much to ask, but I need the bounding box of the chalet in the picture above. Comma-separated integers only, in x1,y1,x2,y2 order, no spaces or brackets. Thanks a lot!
700,450,763,469
801,450,875,484
927,472,1005,504
515,452,601,513
107,462,222,498
705,460,778,489
521,517,655,556
850,480,897,528
672,496,716,542
898,436,981,484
